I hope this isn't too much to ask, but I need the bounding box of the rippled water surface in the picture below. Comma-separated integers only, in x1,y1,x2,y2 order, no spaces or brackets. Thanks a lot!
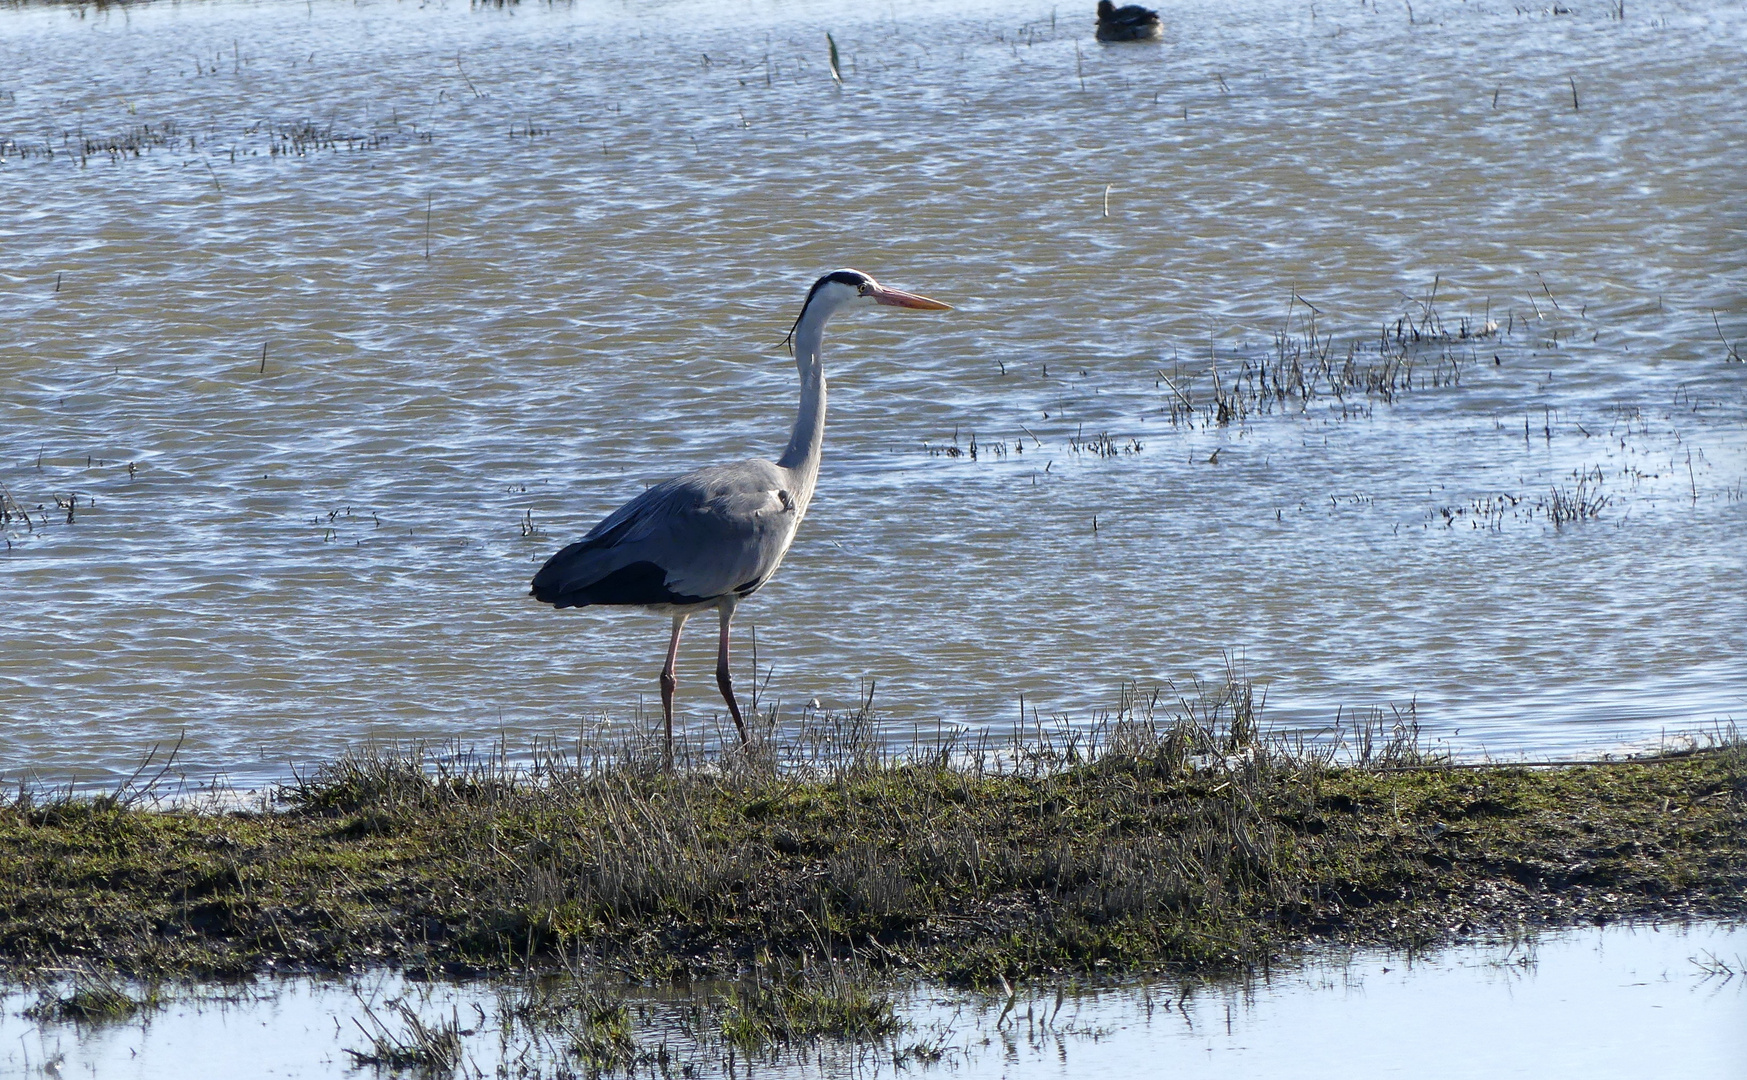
3,924,1744,1077
2,0,1745,784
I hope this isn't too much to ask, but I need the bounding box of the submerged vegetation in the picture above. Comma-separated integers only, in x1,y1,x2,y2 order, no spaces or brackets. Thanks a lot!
344,996,469,1076
0,115,428,165
20,967,161,1025
3,679,1743,993
719,962,901,1051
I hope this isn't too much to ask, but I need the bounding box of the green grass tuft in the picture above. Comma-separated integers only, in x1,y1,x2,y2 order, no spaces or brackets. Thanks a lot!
721,964,901,1051
24,968,161,1024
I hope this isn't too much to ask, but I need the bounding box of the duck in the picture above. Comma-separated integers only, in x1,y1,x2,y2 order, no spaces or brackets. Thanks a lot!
1095,0,1164,41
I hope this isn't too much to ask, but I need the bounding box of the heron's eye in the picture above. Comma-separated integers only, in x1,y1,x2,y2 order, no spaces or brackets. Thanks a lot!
858,283,870,295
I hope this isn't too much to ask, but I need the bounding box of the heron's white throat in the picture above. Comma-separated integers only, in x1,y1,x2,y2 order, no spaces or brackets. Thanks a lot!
774,281,859,506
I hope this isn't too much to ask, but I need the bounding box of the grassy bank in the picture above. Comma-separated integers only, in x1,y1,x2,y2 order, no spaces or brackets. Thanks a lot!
3,698,1743,987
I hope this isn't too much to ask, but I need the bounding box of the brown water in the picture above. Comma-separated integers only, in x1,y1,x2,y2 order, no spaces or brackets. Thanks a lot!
2,0,1744,785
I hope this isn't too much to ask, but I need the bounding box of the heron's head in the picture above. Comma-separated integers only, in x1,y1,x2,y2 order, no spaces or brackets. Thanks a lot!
785,268,950,353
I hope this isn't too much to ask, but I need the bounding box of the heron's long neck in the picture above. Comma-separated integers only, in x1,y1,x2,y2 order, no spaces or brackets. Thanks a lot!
777,302,831,507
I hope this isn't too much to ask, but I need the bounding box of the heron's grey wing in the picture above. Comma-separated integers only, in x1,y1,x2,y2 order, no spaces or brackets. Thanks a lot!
530,460,800,608
651,461,804,597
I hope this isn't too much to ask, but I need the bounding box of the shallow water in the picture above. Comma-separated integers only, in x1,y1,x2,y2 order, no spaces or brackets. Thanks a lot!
2,0,1744,785
3,923,1743,1078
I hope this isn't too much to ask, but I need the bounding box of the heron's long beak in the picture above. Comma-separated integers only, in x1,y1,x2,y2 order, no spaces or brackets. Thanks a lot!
872,285,952,311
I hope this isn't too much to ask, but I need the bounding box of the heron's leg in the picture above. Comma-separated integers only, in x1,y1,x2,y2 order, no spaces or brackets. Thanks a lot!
715,604,749,745
660,614,688,770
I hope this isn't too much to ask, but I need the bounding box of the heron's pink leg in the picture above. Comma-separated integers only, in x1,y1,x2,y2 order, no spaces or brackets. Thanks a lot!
660,614,687,770
715,605,749,745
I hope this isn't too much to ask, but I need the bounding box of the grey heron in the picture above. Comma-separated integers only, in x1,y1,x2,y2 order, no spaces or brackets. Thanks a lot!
530,269,951,765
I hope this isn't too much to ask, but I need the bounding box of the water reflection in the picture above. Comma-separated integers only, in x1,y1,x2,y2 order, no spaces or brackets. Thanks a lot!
2,923,1741,1078
1,0,1743,785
